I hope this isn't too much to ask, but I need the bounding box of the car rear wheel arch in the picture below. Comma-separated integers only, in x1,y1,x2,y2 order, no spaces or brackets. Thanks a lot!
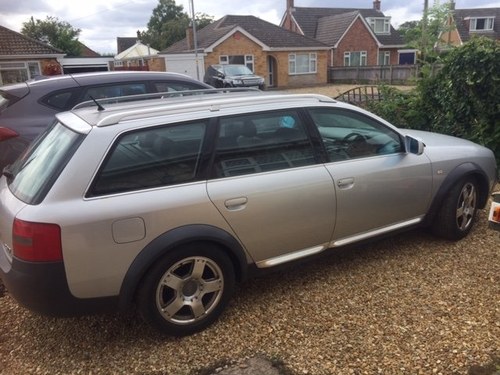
117,225,249,310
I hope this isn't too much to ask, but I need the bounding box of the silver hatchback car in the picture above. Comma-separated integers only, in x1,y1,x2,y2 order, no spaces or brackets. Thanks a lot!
0,90,497,336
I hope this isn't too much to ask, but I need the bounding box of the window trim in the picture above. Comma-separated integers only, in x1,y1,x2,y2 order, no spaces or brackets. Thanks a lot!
344,51,367,67
0,61,41,85
468,17,495,31
367,17,391,34
378,51,391,66
219,55,255,72
288,53,317,75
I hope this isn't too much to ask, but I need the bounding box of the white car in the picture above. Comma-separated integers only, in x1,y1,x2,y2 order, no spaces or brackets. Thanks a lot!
0,90,497,336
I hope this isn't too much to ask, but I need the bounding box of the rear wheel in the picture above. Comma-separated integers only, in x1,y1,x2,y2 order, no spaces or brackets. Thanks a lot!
137,243,235,336
432,177,478,240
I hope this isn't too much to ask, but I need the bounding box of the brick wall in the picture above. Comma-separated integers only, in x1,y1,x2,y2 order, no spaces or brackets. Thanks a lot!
334,18,379,66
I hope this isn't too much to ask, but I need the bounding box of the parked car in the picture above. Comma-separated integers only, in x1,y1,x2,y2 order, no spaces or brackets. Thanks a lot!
0,90,497,336
0,71,212,172
204,64,265,90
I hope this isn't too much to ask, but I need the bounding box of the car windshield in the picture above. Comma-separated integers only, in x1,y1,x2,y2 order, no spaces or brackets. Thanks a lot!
7,121,84,205
222,65,253,76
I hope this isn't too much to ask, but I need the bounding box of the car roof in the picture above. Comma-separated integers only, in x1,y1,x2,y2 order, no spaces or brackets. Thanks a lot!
61,91,337,128
23,71,207,88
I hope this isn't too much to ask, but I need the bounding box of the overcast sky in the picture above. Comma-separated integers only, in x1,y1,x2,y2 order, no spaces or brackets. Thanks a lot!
1,0,499,54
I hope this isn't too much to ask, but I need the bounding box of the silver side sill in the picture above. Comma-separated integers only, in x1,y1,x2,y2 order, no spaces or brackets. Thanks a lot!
256,245,327,268
331,217,423,247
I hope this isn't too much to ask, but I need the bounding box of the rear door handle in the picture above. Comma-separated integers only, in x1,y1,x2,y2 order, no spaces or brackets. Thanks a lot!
224,197,248,211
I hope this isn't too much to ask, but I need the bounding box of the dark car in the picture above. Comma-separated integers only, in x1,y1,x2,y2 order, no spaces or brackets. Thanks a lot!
204,64,265,90
0,71,212,171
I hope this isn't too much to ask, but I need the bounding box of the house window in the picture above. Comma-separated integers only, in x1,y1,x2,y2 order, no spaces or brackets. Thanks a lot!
344,51,367,67
469,17,494,31
0,61,41,85
367,17,391,34
288,53,317,75
219,55,255,72
378,51,391,66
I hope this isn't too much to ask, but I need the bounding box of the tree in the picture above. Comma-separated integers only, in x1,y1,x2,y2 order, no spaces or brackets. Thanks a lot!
397,2,455,63
21,16,82,57
139,0,213,51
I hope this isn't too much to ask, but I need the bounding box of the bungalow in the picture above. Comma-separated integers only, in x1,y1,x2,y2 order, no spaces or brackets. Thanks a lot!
0,24,64,85
160,15,330,88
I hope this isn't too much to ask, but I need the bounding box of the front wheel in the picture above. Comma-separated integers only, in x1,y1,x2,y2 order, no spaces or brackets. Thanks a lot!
137,243,235,336
432,177,478,240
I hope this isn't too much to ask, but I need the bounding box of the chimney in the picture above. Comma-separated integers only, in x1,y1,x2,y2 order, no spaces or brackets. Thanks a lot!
449,0,455,10
373,0,381,11
287,0,294,10
186,24,194,50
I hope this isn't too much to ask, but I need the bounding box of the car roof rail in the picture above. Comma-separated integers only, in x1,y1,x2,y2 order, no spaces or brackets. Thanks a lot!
72,87,262,111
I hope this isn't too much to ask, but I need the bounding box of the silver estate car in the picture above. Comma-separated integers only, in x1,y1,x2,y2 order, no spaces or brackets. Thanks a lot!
0,90,497,336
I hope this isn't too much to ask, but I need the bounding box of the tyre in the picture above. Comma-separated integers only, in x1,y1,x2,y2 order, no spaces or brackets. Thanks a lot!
432,177,478,240
137,243,235,336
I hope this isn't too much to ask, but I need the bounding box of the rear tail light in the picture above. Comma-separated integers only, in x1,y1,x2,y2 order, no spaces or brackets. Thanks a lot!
0,127,19,142
13,219,63,262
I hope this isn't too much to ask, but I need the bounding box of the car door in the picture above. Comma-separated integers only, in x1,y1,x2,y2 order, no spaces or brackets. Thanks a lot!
307,107,433,246
206,109,336,268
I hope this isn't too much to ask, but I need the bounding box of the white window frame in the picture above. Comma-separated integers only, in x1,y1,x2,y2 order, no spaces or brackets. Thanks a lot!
469,17,495,31
288,53,317,75
344,51,367,67
378,51,391,66
367,17,391,34
0,61,41,85
219,54,255,72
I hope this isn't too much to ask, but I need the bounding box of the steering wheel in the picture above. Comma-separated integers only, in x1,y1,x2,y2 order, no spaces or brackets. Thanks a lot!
343,132,367,143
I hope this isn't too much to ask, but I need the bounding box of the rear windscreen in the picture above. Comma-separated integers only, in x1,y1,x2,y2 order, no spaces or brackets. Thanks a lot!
7,121,84,204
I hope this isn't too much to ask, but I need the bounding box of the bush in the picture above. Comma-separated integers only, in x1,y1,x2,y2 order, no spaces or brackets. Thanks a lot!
369,37,500,165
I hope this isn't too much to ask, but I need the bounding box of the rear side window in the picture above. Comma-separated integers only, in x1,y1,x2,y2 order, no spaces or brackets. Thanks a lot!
88,120,207,196
83,83,147,100
213,110,316,178
8,122,84,204
41,89,79,110
154,81,206,92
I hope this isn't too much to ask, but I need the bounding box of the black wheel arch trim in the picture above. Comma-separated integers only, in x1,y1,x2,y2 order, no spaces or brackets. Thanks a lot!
423,162,491,226
118,224,249,310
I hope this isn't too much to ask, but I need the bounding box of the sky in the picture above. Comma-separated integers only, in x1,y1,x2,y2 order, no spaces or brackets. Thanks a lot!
1,0,499,55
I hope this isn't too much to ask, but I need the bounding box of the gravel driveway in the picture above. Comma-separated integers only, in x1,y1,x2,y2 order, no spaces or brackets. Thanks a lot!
0,85,498,374
1,197,499,374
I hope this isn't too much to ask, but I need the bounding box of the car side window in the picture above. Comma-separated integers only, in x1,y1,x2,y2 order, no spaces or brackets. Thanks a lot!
83,83,147,100
212,110,316,178
88,121,207,196
308,108,403,161
41,88,79,110
154,81,204,92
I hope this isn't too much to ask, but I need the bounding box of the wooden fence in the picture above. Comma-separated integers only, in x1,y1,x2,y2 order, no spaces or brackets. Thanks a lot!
329,65,420,84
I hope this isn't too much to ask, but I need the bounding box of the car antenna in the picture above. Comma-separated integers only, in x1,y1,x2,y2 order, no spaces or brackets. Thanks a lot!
68,74,105,111
89,95,105,111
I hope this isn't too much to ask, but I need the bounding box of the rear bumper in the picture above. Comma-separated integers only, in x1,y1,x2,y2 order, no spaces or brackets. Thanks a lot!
0,249,118,316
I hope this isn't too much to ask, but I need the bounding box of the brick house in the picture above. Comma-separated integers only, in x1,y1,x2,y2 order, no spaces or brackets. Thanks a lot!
439,6,500,47
160,15,330,88
0,24,65,85
280,0,415,67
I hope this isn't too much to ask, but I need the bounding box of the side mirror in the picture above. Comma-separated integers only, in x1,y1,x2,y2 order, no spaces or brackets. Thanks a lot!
405,136,425,155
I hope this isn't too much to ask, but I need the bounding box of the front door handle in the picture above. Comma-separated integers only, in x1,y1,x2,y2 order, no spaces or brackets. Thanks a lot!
337,177,354,190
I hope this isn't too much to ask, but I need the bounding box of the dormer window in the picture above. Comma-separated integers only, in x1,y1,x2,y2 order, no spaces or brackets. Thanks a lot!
367,17,391,34
469,17,494,31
